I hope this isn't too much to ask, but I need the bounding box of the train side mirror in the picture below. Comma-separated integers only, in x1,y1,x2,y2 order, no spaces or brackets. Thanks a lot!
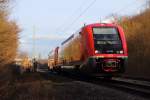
79,32,81,35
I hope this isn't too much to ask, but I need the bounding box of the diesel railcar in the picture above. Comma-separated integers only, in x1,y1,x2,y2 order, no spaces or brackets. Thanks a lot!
49,23,128,77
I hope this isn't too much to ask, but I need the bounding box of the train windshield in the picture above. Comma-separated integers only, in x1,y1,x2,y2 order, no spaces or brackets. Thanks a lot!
93,27,123,54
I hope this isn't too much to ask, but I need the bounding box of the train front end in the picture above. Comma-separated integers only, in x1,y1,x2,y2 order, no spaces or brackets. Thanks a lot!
82,23,128,76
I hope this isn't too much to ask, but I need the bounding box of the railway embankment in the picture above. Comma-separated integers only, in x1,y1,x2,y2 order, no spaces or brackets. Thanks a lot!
120,8,150,80
0,69,149,100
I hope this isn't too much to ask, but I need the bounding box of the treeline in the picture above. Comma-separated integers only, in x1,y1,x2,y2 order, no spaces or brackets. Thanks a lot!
120,7,150,79
0,0,20,81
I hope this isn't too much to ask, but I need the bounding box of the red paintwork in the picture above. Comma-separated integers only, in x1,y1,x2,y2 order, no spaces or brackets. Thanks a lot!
50,23,128,74
82,23,128,60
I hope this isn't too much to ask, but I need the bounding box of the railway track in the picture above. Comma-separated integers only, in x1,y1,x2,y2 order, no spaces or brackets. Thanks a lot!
103,77,150,98
53,70,150,99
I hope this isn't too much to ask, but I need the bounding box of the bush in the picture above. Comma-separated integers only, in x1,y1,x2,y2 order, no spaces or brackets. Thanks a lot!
120,9,150,79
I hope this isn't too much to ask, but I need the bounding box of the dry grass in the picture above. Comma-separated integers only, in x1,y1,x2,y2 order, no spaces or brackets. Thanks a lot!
120,9,150,79
0,70,74,100
0,72,146,100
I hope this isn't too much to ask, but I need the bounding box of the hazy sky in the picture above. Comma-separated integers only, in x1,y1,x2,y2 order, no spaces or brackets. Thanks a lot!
10,0,145,58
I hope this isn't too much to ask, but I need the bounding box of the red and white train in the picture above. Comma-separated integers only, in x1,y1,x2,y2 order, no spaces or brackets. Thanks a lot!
48,23,128,77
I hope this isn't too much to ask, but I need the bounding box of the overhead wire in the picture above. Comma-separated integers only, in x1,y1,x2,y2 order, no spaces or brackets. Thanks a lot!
126,1,148,15
56,0,145,34
103,0,144,20
63,0,141,33
55,0,90,34
61,0,97,33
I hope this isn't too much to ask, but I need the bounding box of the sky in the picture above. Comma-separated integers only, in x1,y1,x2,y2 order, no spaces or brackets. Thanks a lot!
10,0,146,59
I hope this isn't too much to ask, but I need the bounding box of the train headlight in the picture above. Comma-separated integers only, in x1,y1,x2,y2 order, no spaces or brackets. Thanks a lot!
120,50,123,54
95,50,99,54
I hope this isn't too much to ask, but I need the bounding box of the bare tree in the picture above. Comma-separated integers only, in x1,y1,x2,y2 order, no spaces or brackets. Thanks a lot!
0,0,20,67
119,7,150,79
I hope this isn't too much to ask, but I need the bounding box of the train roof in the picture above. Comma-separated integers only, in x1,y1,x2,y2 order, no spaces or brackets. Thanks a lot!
61,34,74,45
60,23,120,46
84,23,119,28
